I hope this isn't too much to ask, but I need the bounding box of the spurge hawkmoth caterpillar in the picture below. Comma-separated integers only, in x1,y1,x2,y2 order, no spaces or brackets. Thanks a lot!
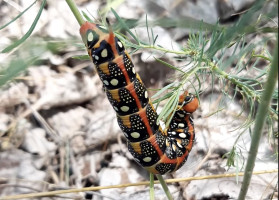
80,21,198,174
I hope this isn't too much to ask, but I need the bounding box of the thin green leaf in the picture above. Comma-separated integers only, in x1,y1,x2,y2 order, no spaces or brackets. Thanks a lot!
207,0,265,57
111,8,139,43
157,91,179,124
164,98,179,128
113,19,139,32
151,82,176,99
252,54,272,62
0,0,37,30
81,11,94,23
146,14,151,45
0,57,36,87
148,16,219,32
154,57,185,74
72,55,90,60
1,0,46,53
152,92,174,104
149,173,155,200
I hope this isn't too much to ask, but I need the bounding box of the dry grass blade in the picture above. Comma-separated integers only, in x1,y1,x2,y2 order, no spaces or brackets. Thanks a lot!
0,169,277,200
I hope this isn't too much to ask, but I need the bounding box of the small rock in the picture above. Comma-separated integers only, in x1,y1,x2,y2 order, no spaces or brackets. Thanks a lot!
21,128,56,156
71,134,87,154
28,66,98,108
229,0,255,11
0,149,47,196
109,151,131,169
0,83,28,110
47,106,93,139
0,113,12,133
17,159,46,181
98,167,144,199
85,104,120,146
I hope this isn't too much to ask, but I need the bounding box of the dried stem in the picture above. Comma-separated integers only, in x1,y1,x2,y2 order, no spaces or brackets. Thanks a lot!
1,169,277,200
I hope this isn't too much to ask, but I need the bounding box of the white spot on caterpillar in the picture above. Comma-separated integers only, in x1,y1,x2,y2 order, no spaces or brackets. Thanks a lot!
123,132,128,138
117,41,123,48
101,49,108,57
171,131,176,135
132,67,136,74
94,55,99,60
131,132,140,138
172,144,177,151
113,106,118,111
143,157,152,162
87,32,94,42
103,80,109,85
178,123,185,128
110,79,118,86
177,142,183,148
121,106,129,112
179,133,187,138
144,91,148,98
177,113,185,118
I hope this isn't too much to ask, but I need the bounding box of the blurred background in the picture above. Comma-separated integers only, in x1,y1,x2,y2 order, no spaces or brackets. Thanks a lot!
0,0,278,199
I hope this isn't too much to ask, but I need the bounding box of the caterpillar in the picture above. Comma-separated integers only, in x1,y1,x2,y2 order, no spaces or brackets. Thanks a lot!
80,21,199,174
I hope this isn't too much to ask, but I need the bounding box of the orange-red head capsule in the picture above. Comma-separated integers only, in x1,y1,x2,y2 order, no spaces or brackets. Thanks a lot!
80,21,99,47
179,91,199,113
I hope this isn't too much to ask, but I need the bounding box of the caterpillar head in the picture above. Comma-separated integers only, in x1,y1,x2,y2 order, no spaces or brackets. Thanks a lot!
80,21,103,49
179,91,199,113
80,21,125,65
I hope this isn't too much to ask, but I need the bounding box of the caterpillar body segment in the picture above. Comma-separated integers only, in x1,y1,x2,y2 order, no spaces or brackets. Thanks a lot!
80,21,198,174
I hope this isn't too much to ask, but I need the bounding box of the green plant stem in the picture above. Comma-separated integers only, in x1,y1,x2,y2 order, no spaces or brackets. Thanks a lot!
65,0,85,26
141,44,192,55
149,173,155,200
237,39,278,200
156,175,173,200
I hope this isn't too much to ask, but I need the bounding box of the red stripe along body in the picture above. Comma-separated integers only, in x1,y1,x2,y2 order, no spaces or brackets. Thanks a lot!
80,21,199,174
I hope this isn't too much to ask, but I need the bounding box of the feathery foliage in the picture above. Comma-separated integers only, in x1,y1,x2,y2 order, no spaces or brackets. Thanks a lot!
0,0,277,199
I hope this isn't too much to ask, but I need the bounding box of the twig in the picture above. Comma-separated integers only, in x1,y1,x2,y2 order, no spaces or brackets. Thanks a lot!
1,169,276,200
65,0,85,26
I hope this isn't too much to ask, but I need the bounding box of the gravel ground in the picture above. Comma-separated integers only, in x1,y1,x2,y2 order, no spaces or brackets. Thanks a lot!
0,0,277,200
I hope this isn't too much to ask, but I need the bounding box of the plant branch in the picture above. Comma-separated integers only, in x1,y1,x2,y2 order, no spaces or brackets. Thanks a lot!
209,61,277,120
65,0,85,26
237,37,278,200
149,173,155,200
128,40,276,121
156,175,173,200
